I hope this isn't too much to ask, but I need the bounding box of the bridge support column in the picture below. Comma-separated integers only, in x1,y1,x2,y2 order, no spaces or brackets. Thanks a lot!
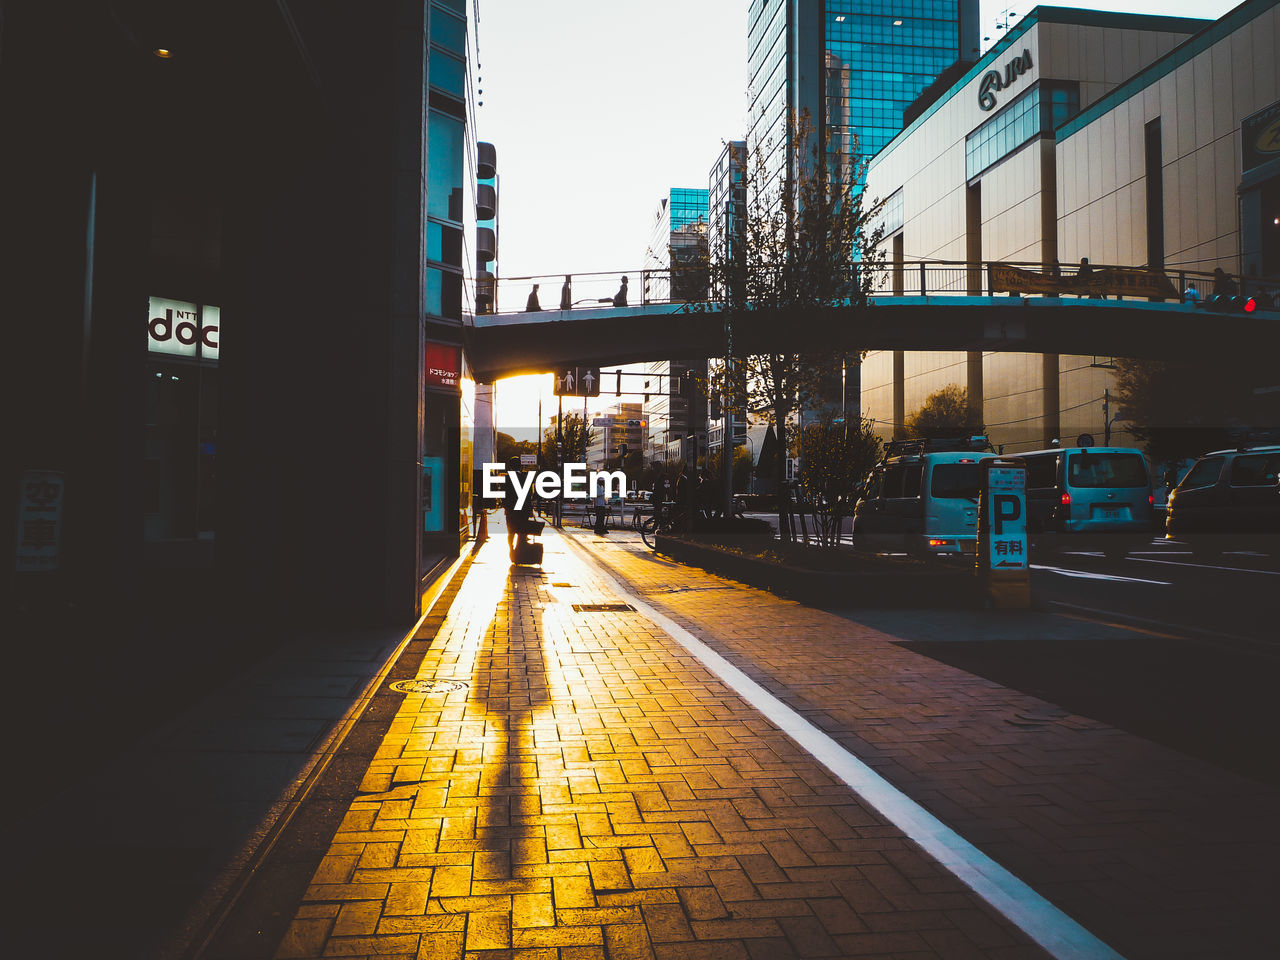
892,351,905,440
966,351,984,429
1042,354,1060,446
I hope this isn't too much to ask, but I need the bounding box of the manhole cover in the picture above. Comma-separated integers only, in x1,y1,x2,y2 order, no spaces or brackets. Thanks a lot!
389,678,468,694
572,603,635,613
1006,707,1068,727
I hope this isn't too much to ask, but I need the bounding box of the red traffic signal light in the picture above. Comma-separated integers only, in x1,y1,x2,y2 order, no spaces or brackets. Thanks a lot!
1206,294,1258,313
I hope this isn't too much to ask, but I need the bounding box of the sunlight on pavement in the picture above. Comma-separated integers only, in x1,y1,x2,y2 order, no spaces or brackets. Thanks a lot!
271,531,1044,959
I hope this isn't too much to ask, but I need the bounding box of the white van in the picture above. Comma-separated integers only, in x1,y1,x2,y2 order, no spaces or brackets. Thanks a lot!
853,450,996,556
1020,446,1153,554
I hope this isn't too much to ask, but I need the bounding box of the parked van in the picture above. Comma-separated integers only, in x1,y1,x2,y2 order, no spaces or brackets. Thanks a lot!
853,444,996,556
1019,446,1154,553
1165,444,1280,549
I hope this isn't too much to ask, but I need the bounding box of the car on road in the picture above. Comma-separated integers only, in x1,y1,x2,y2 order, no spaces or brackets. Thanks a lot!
1165,445,1280,549
853,444,997,556
1019,446,1154,556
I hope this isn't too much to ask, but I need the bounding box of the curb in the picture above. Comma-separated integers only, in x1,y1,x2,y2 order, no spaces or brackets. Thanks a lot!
654,534,979,607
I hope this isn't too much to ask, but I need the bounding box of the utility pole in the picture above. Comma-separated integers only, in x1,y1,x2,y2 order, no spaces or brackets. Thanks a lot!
555,393,563,527
1103,388,1111,446
722,199,735,516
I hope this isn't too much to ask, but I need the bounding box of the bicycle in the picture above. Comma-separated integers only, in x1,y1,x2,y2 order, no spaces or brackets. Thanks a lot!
640,501,687,549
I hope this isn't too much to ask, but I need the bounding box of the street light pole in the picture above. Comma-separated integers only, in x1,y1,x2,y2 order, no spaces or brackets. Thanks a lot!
722,199,735,517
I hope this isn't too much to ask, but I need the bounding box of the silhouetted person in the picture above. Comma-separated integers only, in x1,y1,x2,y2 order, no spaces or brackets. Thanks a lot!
502,458,533,558
652,474,670,510
526,284,542,311
698,468,718,517
1212,267,1237,298
613,275,629,307
1077,257,1101,298
1183,281,1200,304
675,464,692,519
593,479,608,536
559,275,572,310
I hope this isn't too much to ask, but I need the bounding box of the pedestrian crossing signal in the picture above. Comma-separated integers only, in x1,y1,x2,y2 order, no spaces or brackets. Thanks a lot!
553,366,601,397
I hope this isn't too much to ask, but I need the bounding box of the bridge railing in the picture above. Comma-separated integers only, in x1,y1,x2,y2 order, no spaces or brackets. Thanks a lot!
475,262,1280,316
477,267,710,315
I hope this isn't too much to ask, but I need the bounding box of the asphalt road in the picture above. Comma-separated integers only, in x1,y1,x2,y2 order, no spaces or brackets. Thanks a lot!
1029,534,1279,647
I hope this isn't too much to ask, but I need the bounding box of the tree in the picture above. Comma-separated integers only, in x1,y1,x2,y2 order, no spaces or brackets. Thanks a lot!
604,448,645,479
495,431,537,467
702,112,886,539
797,414,882,546
704,444,754,494
1114,359,1243,466
540,413,595,468
903,384,982,439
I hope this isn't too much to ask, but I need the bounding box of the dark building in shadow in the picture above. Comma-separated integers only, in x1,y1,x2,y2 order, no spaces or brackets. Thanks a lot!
3,1,485,638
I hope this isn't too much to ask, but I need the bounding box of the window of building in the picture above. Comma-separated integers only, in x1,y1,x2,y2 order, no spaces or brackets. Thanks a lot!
965,81,1079,180
881,187,904,237
427,110,464,223
426,267,463,321
429,51,465,100
430,7,465,53
144,298,219,541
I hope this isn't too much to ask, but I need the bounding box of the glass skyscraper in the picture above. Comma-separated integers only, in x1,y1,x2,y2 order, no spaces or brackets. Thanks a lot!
643,188,710,303
748,0,979,189
642,189,711,462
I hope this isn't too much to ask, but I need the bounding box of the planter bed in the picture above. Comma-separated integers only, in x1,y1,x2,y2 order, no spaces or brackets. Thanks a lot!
654,534,978,608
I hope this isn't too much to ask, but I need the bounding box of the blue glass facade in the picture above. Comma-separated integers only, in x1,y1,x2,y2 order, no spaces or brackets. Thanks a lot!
644,188,710,302
964,81,1080,179
749,0,977,189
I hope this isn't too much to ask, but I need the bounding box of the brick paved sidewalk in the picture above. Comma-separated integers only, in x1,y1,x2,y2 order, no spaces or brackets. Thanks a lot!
265,530,1046,960
570,527,1280,960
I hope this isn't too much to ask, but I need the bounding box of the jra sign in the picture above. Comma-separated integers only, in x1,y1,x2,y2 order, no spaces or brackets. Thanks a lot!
978,49,1033,111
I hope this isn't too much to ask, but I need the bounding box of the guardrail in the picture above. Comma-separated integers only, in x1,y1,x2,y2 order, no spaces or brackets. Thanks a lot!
475,262,1280,316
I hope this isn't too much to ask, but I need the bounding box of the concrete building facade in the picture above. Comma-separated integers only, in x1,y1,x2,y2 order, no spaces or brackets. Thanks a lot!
860,4,1237,452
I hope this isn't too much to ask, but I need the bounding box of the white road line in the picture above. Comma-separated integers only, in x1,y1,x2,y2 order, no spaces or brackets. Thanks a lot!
562,531,1125,960
1129,556,1280,576
1031,564,1171,585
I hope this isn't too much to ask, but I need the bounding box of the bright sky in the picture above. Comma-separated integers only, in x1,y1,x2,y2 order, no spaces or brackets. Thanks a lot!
479,0,1237,437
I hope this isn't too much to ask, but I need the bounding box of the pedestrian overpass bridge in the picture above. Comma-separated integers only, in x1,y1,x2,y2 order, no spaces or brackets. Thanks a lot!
466,262,1280,382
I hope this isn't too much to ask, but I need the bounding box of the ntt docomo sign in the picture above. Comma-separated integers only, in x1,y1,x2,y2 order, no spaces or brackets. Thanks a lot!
148,297,219,361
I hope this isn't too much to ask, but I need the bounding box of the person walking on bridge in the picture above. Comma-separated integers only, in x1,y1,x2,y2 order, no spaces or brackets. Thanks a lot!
613,275,629,307
560,275,572,310
525,284,542,311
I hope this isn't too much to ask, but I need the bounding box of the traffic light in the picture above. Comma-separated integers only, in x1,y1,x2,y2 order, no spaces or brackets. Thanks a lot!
709,393,722,420
679,369,695,399
1205,294,1257,312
